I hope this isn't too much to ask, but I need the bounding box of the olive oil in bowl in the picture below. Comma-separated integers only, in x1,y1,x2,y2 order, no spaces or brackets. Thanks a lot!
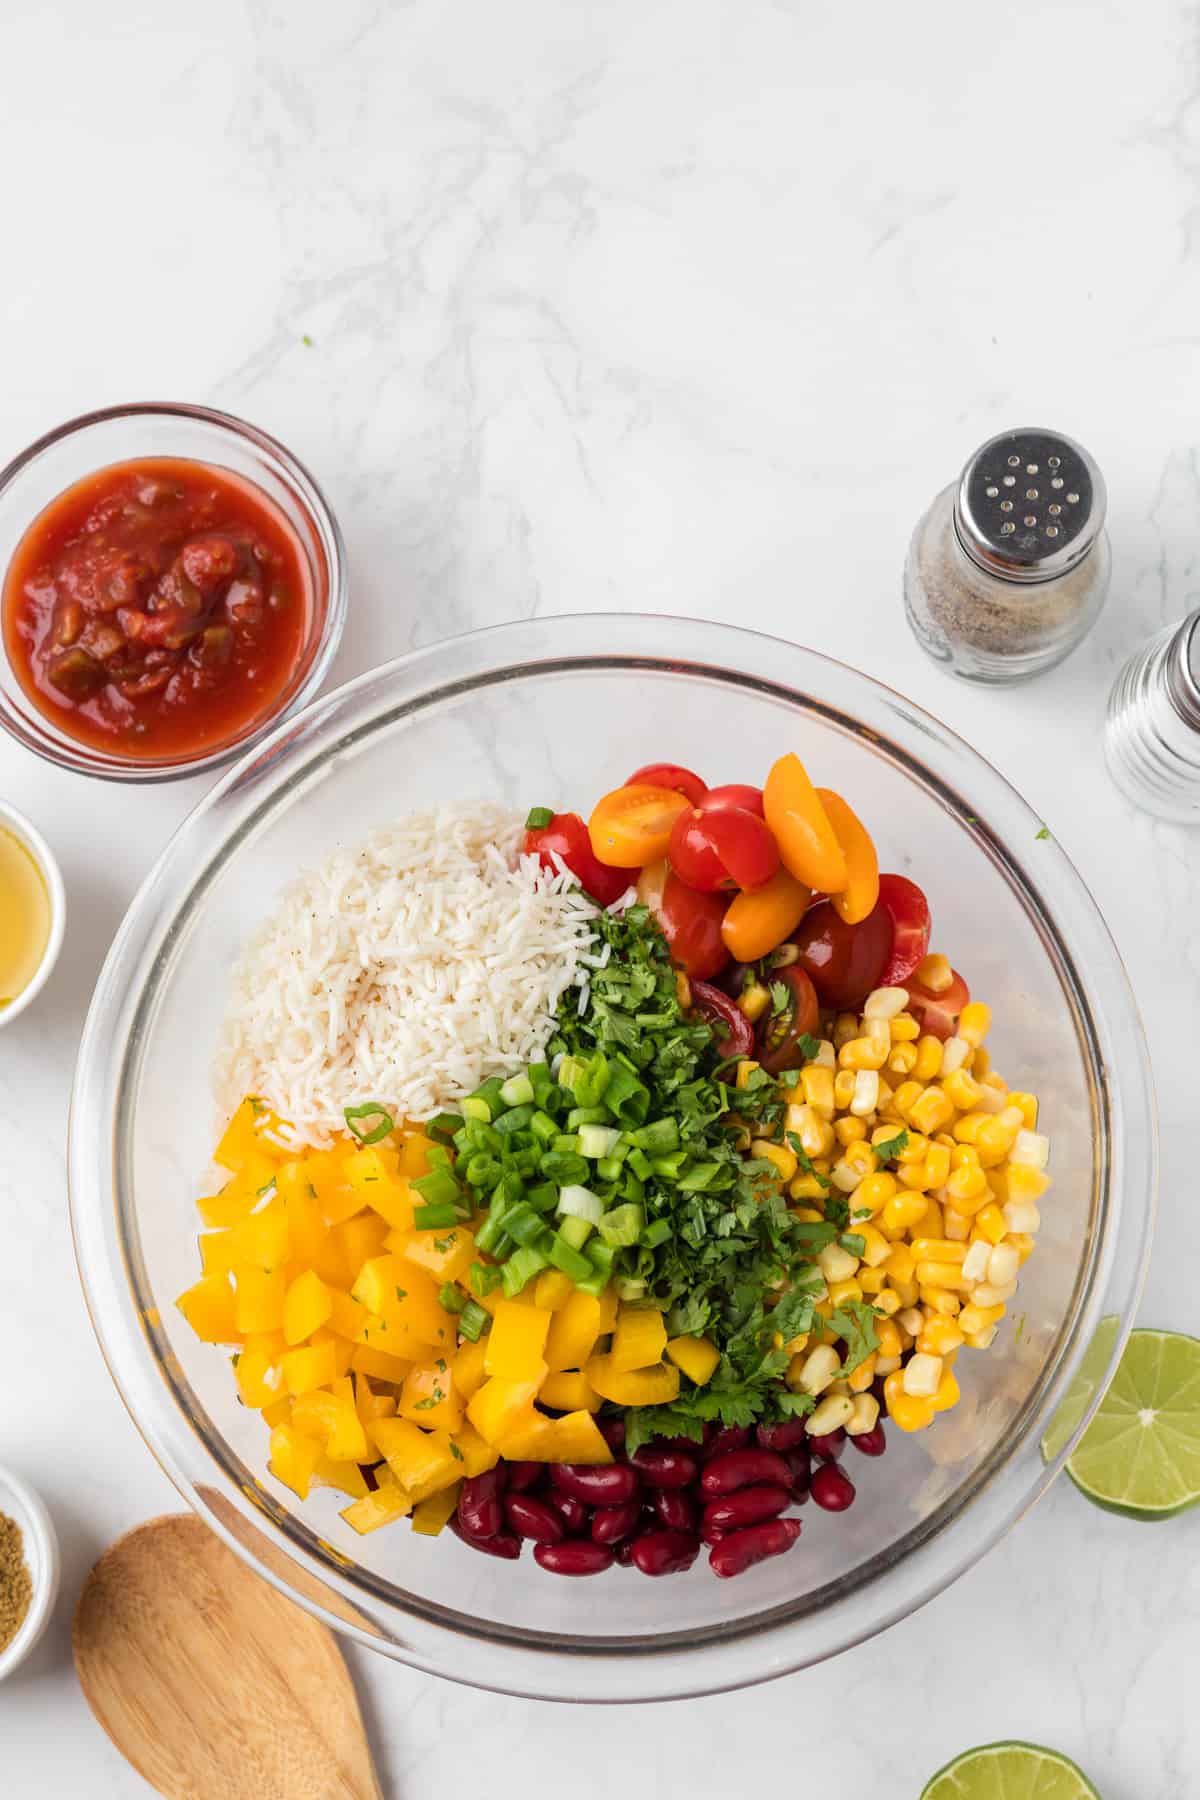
0,825,51,1008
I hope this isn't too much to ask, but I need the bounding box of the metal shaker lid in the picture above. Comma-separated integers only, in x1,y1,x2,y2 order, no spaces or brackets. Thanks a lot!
954,427,1106,583
1165,609,1200,732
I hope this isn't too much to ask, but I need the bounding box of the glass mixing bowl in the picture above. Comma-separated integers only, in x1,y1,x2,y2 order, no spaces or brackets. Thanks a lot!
69,614,1155,1701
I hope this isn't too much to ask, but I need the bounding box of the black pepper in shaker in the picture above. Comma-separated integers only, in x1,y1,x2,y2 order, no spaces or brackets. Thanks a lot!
903,428,1110,683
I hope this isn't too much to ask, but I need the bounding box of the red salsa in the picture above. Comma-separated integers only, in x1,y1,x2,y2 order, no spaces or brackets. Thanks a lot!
2,457,312,760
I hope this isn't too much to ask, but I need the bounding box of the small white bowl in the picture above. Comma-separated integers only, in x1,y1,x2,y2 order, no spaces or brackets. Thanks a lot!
0,799,65,1028
0,1466,60,1680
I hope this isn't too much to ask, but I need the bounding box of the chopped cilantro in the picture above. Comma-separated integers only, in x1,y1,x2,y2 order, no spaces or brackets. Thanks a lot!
395,1286,407,1303
839,1232,867,1257
1035,825,1050,840
302,332,314,346
449,1442,465,1462
872,1129,909,1164
769,980,790,1017
786,1131,832,1189
827,1299,880,1374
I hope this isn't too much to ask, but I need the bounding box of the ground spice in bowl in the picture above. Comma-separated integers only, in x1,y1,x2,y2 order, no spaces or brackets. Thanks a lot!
0,1511,32,1652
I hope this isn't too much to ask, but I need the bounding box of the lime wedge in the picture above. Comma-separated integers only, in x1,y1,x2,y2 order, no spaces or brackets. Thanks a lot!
921,1740,1100,1798
1041,1314,1120,1463
1064,1327,1200,1520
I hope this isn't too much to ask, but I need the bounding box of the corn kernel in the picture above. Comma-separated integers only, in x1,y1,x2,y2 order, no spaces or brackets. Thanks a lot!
961,1239,992,1282
953,1111,985,1144
818,1242,860,1283
834,1115,868,1147
847,1355,878,1395
919,1286,962,1317
847,1392,881,1435
1006,1164,1050,1204
888,1011,921,1042
788,1103,834,1159
943,1067,983,1111
752,1138,798,1182
898,1131,930,1163
850,1069,880,1117
987,1242,1020,1286
885,1383,935,1432
1003,1201,1040,1234
853,1171,898,1215
908,1086,955,1135
1009,1092,1039,1129
797,1344,841,1395
833,1011,859,1048
959,1001,992,1046
973,1046,992,1081
951,1143,980,1168
738,982,771,1022
875,1354,902,1375
915,1260,972,1291
807,1393,855,1436
916,1195,944,1237
839,1036,888,1072
881,1192,928,1236
941,1035,971,1075
798,1064,835,1119
876,1318,903,1358
874,1287,902,1316
964,1323,998,1349
902,1352,943,1398
973,1279,1017,1307
834,1069,857,1110
788,1175,828,1203
891,1275,920,1308
975,1202,1007,1245
885,1242,915,1283
864,985,909,1020
857,1224,891,1268
858,1265,888,1295
735,1059,760,1089
890,1080,925,1121
942,1205,971,1241
887,1042,919,1076
914,952,952,993
959,1301,1005,1335
916,1316,964,1357
914,1036,944,1081
898,1162,933,1193
930,1366,961,1413
897,1306,924,1337
946,1162,988,1204
910,1238,967,1265
1007,1230,1036,1265
828,1277,865,1307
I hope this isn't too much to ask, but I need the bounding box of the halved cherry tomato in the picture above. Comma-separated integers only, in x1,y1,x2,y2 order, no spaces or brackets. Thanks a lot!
589,783,691,869
523,812,629,907
763,754,848,893
905,967,969,1040
876,874,931,986
626,762,708,806
756,967,820,1074
653,873,730,979
690,979,755,1060
791,898,893,1010
721,867,811,963
817,789,880,926
668,806,780,893
697,783,765,819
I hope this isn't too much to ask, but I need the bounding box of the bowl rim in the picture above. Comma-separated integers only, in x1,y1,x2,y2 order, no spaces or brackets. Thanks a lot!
0,798,65,1027
68,612,1157,1701
0,1463,61,1681
0,399,348,783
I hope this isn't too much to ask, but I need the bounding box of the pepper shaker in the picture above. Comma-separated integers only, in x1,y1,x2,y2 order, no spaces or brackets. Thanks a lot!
904,428,1110,683
1104,609,1200,823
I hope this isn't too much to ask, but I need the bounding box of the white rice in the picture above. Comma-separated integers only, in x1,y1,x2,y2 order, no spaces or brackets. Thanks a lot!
215,802,601,1145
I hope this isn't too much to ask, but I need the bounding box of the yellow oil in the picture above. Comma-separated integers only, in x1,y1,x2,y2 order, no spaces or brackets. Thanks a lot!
0,826,50,1006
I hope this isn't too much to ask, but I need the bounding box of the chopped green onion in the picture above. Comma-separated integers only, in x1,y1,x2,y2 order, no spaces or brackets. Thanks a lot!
615,1275,647,1301
677,1160,722,1191
414,1201,458,1229
494,1104,535,1137
630,1117,679,1156
601,1063,650,1126
502,1203,549,1248
464,1152,501,1189
557,1054,587,1093
547,1233,593,1282
641,1217,672,1249
596,1202,644,1247
524,1180,559,1214
572,1052,611,1108
595,1155,625,1182
557,1213,594,1251
503,1242,550,1295
527,1061,555,1105
556,1184,605,1225
343,1102,394,1146
567,1105,610,1129
458,1299,490,1341
579,1123,622,1160
626,1146,652,1181
500,1072,535,1108
426,1112,463,1146
468,1261,503,1298
438,1282,466,1315
412,1167,461,1209
525,806,554,830
649,1151,688,1180
538,1150,589,1186
461,1095,493,1123
493,1170,527,1209
586,1240,616,1276
552,1132,583,1154
468,1075,506,1120
530,1110,559,1146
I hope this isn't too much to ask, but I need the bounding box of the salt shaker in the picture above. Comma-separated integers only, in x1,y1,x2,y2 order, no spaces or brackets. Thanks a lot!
904,427,1110,683
1104,610,1200,823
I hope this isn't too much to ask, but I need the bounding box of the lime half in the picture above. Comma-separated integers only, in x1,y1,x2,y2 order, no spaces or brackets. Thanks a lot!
1064,1328,1200,1520
921,1740,1100,1799
1041,1314,1120,1464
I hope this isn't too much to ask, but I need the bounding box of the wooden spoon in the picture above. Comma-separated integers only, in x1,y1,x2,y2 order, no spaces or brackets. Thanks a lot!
73,1514,383,1800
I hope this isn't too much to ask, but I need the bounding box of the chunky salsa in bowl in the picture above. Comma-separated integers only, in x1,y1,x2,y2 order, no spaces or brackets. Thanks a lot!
0,404,345,779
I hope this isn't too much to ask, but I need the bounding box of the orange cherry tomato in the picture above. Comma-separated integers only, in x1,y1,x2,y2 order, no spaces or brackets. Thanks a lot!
720,866,812,963
817,789,879,925
588,783,691,868
763,754,848,894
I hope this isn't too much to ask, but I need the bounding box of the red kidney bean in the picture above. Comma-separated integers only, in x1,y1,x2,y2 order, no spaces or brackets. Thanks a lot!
786,1448,811,1505
809,1428,846,1463
630,1448,698,1489
505,1460,544,1492
709,1517,802,1578
591,1499,642,1546
704,1425,751,1459
631,1529,701,1577
614,1536,637,1565
546,1492,592,1535
597,1415,626,1452
755,1417,810,1452
849,1424,887,1457
700,1448,791,1496
702,1484,790,1535
551,1463,640,1505
700,1515,728,1547
457,1469,505,1540
449,1517,522,1560
504,1494,565,1544
811,1462,857,1512
534,1540,615,1577
653,1488,697,1533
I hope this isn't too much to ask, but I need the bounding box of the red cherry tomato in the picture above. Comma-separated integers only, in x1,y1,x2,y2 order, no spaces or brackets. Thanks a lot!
668,806,780,893
653,872,730,979
626,763,708,806
689,979,755,1060
905,968,970,1040
755,967,820,1074
696,783,765,819
790,899,893,1010
876,874,931,986
523,812,629,908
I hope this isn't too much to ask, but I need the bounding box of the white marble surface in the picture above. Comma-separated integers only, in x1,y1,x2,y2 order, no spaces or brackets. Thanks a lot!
0,1,1197,1793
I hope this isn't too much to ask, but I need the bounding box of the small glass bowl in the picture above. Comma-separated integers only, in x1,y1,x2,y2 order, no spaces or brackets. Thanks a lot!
0,402,347,782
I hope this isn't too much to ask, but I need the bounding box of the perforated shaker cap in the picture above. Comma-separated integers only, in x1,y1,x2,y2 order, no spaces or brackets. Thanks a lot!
954,427,1106,583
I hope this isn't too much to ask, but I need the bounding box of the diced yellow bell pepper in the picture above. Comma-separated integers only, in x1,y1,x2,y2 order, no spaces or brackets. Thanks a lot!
269,1422,324,1500
344,1147,416,1230
544,1291,607,1372
235,1339,285,1408
541,1409,613,1464
398,1133,436,1178
262,1397,292,1428
466,1376,542,1446
495,1408,557,1460
283,1269,333,1346
451,1420,501,1478
450,1336,489,1401
485,1300,552,1380
340,1467,412,1535
233,1266,286,1335
281,1338,339,1395
539,1369,601,1412
327,1288,370,1341
350,1257,454,1358
198,1231,239,1279
586,1354,680,1406
198,1151,278,1228
399,1361,464,1433
336,1211,389,1276
400,1225,477,1284
314,1456,370,1499
611,1305,668,1373
666,1334,721,1386
370,1419,460,1500
214,1097,289,1172
177,1273,240,1343
349,1343,414,1385
305,1148,366,1227
411,1480,463,1535
277,1169,351,1288
311,1329,353,1379
231,1199,290,1273
534,1269,575,1312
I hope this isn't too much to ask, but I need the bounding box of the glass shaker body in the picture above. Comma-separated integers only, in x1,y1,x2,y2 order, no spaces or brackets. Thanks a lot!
1105,612,1200,824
